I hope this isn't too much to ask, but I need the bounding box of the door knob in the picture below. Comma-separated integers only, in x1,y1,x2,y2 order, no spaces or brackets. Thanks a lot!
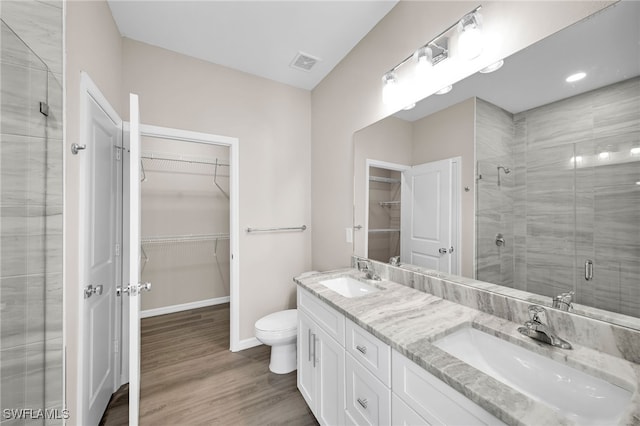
84,284,103,299
438,247,448,254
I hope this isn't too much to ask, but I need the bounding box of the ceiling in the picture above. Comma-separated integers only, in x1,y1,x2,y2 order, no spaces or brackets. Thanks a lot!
395,1,640,121
107,0,398,90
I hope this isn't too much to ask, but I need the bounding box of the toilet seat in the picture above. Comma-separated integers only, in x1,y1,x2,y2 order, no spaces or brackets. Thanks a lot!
255,309,297,334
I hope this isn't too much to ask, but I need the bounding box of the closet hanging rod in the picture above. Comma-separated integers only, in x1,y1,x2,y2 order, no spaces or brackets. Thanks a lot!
141,233,230,244
141,151,229,167
246,225,307,233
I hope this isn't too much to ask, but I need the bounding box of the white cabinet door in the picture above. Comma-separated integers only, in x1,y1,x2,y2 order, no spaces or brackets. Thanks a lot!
298,310,317,410
316,324,345,426
392,393,431,426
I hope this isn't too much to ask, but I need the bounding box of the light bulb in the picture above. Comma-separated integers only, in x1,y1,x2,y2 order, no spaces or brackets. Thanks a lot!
566,72,586,83
630,147,640,155
598,151,610,160
458,13,483,60
414,46,432,83
435,85,452,95
382,72,400,106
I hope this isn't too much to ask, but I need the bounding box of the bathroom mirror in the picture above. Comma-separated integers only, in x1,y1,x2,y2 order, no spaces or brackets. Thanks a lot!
353,2,640,329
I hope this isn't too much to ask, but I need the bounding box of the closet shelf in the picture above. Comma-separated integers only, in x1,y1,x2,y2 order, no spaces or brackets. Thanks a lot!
378,201,401,207
369,176,400,184
141,151,229,167
141,233,230,244
368,228,400,233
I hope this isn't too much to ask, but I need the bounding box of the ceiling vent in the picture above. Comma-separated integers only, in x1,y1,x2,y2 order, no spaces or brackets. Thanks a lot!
290,52,321,72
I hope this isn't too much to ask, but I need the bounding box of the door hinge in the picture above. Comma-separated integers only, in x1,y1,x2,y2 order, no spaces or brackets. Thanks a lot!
115,146,122,161
115,243,120,256
114,339,119,354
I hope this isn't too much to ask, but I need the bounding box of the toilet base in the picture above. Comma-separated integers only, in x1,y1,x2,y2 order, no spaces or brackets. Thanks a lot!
269,342,297,374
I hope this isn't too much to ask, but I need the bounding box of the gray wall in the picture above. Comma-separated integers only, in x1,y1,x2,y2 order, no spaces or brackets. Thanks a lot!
476,77,640,318
0,0,64,422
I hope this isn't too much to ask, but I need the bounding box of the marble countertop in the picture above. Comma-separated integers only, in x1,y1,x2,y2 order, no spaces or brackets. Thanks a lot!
295,269,640,426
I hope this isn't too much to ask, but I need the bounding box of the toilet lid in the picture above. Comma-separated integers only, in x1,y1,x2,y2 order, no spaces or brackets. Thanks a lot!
255,309,298,332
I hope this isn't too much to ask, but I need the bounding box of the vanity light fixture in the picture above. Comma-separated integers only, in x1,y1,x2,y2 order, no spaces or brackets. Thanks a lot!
435,85,453,95
479,59,504,74
382,72,400,106
458,11,483,60
381,6,481,106
566,72,586,83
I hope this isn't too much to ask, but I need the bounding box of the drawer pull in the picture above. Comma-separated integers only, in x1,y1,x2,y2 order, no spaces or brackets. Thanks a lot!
357,398,368,409
356,345,367,354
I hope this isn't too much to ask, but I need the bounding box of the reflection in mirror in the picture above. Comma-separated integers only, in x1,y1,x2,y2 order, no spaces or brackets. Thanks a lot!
353,2,640,328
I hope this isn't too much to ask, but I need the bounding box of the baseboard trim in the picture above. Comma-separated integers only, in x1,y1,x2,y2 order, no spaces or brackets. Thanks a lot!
140,296,230,318
231,337,261,352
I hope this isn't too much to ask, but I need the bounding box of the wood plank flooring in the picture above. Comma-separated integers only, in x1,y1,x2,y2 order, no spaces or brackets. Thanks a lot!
100,304,318,425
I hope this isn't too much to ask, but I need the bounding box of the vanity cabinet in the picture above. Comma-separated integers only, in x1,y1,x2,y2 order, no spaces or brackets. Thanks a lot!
298,287,504,426
298,289,345,426
392,350,505,425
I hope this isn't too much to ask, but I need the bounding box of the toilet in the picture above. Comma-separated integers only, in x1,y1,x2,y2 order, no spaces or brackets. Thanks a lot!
255,271,318,374
255,309,298,374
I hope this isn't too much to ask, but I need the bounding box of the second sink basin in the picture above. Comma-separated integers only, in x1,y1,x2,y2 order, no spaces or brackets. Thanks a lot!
433,326,632,425
319,276,380,298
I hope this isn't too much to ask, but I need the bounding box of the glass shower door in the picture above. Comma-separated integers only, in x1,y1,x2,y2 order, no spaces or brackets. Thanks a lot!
1,19,63,424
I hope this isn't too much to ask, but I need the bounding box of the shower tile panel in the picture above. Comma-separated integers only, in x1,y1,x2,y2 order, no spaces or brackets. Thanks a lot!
0,62,48,138
0,0,63,75
1,235,28,277
0,134,29,205
592,78,640,138
24,341,45,410
46,72,63,140
26,275,45,345
0,345,26,413
0,276,27,349
0,205,28,236
522,95,594,149
44,337,62,414
44,273,62,340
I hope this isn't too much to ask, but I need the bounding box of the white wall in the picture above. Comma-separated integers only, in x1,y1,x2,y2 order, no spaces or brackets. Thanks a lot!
121,39,312,343
65,1,123,423
311,1,613,271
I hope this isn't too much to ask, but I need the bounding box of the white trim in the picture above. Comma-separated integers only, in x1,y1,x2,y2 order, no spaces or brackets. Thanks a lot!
235,337,262,351
136,124,241,353
77,72,123,426
364,159,410,258
140,297,230,318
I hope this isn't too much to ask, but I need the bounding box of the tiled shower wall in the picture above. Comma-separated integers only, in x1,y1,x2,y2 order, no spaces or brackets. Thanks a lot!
476,77,640,318
1,1,63,424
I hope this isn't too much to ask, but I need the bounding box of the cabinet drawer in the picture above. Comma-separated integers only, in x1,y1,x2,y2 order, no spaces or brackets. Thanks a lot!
345,353,391,426
392,350,505,426
346,319,391,387
298,287,345,345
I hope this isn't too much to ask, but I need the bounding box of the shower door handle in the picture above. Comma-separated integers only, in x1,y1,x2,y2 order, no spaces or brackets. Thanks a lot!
585,260,593,281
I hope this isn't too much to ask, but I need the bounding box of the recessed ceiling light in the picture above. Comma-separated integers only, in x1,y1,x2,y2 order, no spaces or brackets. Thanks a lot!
479,60,504,74
566,72,586,83
435,85,452,95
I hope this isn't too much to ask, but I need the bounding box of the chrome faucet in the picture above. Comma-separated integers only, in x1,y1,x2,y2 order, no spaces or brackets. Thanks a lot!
552,291,575,311
356,259,381,281
518,305,572,349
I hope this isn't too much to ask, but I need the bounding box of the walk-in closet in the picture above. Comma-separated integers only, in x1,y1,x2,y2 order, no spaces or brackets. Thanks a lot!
140,136,230,316
367,166,401,263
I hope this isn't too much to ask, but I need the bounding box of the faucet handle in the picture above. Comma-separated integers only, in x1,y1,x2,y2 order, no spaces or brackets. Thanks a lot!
528,305,547,323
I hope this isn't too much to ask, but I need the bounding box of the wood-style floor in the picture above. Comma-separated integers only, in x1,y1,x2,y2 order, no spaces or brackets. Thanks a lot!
100,304,318,425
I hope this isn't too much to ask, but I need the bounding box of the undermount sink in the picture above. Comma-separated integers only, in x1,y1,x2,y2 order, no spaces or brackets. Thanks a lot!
433,326,632,425
319,276,381,298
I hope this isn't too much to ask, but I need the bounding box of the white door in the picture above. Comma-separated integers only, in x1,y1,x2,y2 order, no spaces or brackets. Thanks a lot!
81,92,120,425
127,93,144,425
401,158,459,274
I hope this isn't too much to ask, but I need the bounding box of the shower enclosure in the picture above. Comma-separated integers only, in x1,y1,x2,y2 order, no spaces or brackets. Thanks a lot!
1,10,64,425
476,78,640,318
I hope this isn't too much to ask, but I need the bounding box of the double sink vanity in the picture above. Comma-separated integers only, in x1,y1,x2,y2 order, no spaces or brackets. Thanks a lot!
295,261,640,426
